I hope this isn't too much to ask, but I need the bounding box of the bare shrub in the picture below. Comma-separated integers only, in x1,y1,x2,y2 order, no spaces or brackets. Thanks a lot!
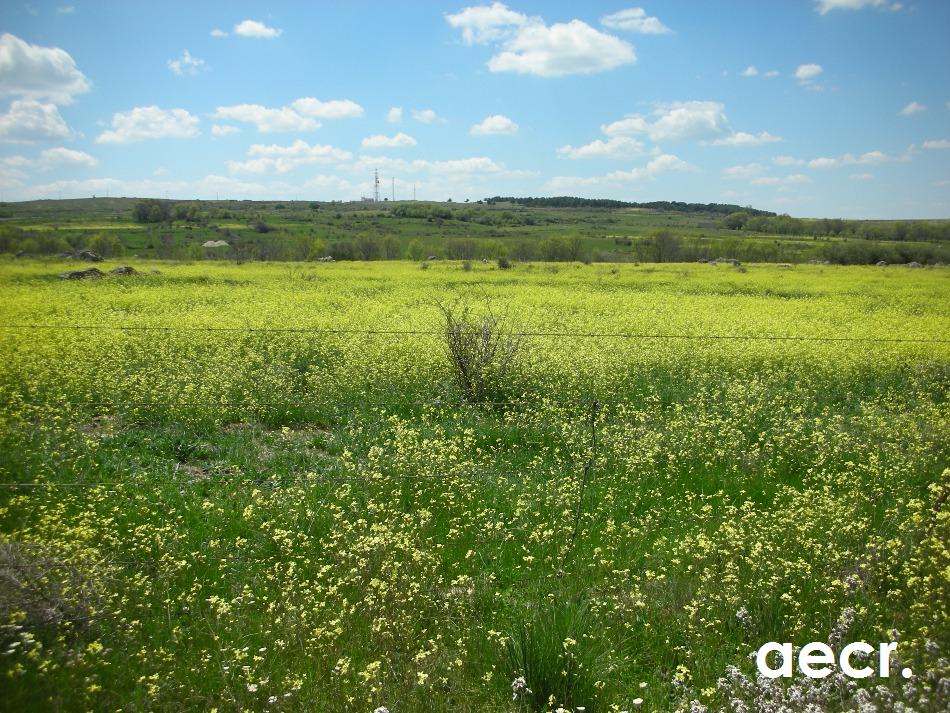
437,300,522,402
0,543,100,639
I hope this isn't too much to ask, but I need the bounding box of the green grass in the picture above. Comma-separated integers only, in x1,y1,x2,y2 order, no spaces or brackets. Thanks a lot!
0,259,948,712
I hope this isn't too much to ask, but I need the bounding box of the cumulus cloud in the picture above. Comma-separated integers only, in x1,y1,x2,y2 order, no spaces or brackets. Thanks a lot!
923,139,950,149
210,29,228,38
722,163,764,179
487,19,635,77
751,173,812,186
233,20,282,39
96,106,200,144
361,132,417,148
815,0,902,14
0,33,91,104
806,150,890,168
213,105,316,132
213,98,362,132
470,114,518,135
412,108,438,123
211,124,240,137
167,49,207,76
741,66,759,77
1,147,95,175
547,153,691,190
795,63,823,84
445,2,527,44
602,101,729,143
446,6,637,78
386,106,403,123
773,156,807,167
228,139,351,174
37,146,96,168
711,131,783,146
10,174,279,202
291,97,364,119
601,7,671,34
899,101,925,116
343,154,532,180
557,136,645,159
0,99,73,143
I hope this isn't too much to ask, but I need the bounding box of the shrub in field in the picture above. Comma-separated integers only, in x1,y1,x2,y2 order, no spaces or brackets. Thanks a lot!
437,300,522,402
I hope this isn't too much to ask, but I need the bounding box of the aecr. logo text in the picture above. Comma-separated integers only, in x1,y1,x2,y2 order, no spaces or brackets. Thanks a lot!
756,641,913,679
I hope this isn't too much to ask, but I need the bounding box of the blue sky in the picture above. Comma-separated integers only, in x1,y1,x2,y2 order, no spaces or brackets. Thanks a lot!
1,0,948,217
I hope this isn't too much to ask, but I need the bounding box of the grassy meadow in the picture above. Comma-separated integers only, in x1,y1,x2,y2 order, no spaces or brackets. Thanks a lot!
1,258,948,712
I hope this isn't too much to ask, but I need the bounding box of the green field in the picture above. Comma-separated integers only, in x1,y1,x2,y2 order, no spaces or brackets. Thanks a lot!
1,259,948,712
2,197,948,265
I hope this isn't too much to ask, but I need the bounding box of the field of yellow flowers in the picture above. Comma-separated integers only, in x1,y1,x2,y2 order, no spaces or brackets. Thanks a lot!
1,259,948,712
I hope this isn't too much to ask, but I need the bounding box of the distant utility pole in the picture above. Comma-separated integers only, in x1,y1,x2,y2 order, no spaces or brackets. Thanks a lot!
373,169,380,203
413,183,416,201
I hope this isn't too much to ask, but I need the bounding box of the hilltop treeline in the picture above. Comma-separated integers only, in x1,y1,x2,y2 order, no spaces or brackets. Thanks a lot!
723,211,950,241
486,196,776,216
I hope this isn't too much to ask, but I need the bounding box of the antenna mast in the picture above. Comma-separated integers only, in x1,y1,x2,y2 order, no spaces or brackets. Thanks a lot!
373,169,380,203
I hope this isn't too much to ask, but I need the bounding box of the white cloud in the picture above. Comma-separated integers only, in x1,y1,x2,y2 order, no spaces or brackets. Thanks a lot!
343,154,532,180
601,115,649,136
233,20,282,39
0,33,91,104
487,19,635,77
361,132,417,148
9,174,278,202
711,131,783,146
741,66,758,77
601,7,671,34
0,99,73,143
292,97,364,119
211,124,240,137
773,155,806,166
849,173,873,180
795,63,823,84
387,106,403,123
764,70,780,77
96,106,200,144
228,139,351,174
899,101,925,116
214,104,319,133
1,146,95,176
412,108,438,123
1,146,95,188
557,136,644,159
445,2,527,45
602,101,729,143
37,146,96,168
210,29,228,38
807,150,890,168
167,49,207,76
547,153,691,190
57,6,74,14
471,114,518,135
815,0,902,14
722,163,764,179
751,173,812,186
213,97,362,133
923,139,950,150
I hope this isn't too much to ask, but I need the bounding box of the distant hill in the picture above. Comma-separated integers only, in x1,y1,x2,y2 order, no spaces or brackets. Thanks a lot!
485,196,776,217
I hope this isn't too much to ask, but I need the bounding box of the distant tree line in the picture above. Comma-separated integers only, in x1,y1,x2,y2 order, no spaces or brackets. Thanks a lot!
485,196,776,216
723,211,950,242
